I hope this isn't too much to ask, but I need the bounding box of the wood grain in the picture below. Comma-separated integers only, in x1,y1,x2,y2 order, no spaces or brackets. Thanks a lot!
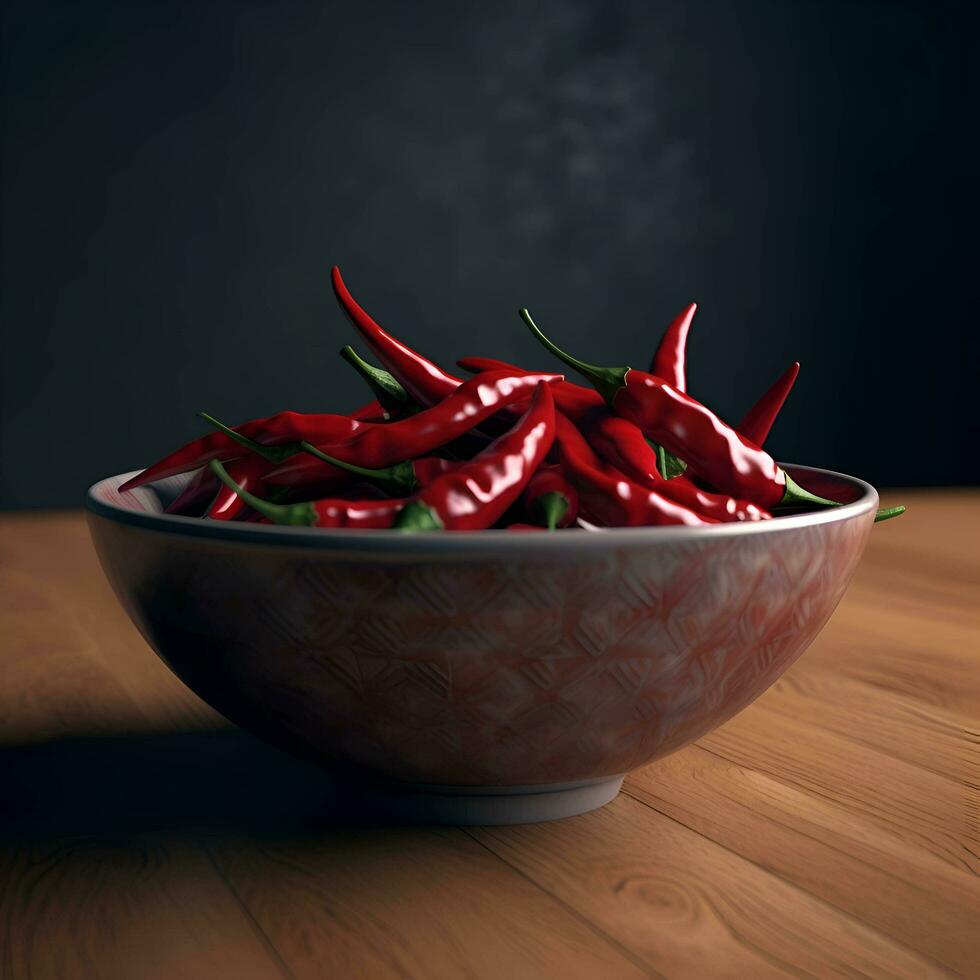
470,794,949,978
208,829,649,979
625,746,979,974
697,702,975,876
1,491,978,978
0,841,286,980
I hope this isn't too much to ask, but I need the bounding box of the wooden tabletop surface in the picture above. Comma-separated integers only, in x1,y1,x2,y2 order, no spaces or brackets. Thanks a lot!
1,492,978,979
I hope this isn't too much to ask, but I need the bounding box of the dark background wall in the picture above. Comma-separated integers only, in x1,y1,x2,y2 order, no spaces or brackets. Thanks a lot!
1,0,977,508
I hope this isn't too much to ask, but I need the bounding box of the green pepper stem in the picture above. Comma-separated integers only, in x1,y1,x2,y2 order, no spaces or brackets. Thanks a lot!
653,443,687,480
340,345,410,411
198,412,301,464
518,309,627,407
299,442,418,495
666,453,687,479
874,505,906,523
392,500,444,532
208,459,316,526
535,490,569,531
780,472,842,509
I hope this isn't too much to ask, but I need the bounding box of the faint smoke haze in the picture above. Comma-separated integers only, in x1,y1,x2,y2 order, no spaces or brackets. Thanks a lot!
0,0,975,506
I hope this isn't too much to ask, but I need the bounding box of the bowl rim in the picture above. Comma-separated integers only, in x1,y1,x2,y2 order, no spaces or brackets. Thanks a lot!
86,464,879,554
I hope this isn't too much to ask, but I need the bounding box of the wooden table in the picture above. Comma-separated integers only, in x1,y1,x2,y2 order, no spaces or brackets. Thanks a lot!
1,492,977,979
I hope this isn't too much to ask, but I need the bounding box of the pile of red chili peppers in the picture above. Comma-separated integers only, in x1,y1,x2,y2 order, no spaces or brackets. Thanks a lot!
120,268,905,532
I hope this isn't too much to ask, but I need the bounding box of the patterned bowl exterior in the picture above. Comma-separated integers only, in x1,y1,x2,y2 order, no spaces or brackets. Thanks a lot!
87,467,876,787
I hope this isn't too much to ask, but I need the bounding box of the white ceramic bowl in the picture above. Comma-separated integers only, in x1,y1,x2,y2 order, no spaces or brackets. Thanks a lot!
87,465,876,824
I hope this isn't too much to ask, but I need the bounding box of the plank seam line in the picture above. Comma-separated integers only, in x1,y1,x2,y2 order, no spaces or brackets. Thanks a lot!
691,743,980,870
626,757,958,891
620,776,958,975
457,826,662,979
779,665,980,730
202,844,298,980
748,700,972,788
693,741,979,877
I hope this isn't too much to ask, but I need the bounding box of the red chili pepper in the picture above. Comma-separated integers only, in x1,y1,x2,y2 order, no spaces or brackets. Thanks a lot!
193,422,467,500
522,310,838,511
319,369,560,469
331,266,462,405
189,453,379,505
120,412,363,492
462,354,688,481
261,454,362,495
212,459,406,528
394,382,557,530
348,399,387,421
206,454,270,521
121,371,559,493
522,465,579,529
583,412,770,522
463,351,794,481
737,361,800,447
580,413,670,491
164,465,220,515
456,356,603,419
649,303,697,390
300,444,462,496
554,414,715,527
210,383,556,532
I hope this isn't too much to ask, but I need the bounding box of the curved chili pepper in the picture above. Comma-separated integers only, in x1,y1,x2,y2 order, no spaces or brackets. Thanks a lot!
318,369,560,468
457,356,526,374
645,305,695,480
347,357,495,455
168,461,301,519
522,465,579,529
394,382,556,531
122,370,559,494
554,414,714,527
457,354,715,487
456,356,603,419
331,266,462,405
583,412,770,523
298,443,461,496
337,348,489,453
210,460,404,528
649,303,697,390
341,345,418,419
198,423,464,498
263,449,459,497
348,399,387,421
270,480,390,505
522,310,838,511
462,355,682,483
199,451,372,502
737,361,800,447
206,454,271,521
120,412,363,492
211,384,556,532
457,351,798,489
164,465,221,515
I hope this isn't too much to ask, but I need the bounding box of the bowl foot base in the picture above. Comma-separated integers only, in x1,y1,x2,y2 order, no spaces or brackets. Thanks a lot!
339,774,625,826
